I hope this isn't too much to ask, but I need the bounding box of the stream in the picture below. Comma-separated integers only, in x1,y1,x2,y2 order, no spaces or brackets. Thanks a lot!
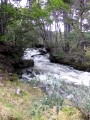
21,48,90,95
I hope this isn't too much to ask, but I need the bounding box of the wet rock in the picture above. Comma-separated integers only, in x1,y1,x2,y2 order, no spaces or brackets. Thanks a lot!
45,46,51,52
35,70,40,75
31,74,35,78
20,59,34,68
22,76,29,81
35,44,44,48
39,48,47,55
26,69,32,74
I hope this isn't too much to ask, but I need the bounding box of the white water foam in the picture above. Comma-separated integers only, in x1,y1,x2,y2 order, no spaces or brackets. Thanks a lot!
22,48,90,86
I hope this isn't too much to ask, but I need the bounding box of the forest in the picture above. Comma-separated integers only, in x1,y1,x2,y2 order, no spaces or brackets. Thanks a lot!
0,0,90,120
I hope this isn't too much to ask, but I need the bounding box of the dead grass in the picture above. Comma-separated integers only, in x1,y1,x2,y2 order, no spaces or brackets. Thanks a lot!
39,106,84,120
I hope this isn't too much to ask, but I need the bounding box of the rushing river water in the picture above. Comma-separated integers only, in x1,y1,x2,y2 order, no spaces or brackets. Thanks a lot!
21,48,90,95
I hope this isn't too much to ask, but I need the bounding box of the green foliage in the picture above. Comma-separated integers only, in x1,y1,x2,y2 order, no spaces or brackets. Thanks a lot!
49,0,69,10
66,32,79,47
63,0,74,5
42,93,64,109
3,4,17,16
31,2,49,19
0,0,69,47
3,17,38,48
1,4,21,24
83,32,90,40
62,107,76,116
71,85,90,113
60,81,90,119
30,93,64,119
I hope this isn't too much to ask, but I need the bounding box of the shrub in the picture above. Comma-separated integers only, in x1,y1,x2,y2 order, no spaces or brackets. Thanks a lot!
61,82,90,120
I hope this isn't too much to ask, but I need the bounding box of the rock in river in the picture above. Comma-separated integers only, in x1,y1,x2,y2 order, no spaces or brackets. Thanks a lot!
20,59,34,68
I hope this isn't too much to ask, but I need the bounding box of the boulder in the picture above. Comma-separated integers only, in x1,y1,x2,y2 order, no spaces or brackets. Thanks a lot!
20,59,34,68
45,47,51,52
35,44,44,48
39,48,47,55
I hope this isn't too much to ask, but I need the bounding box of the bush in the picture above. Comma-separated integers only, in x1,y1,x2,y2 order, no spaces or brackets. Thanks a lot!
30,92,64,119
60,82,90,120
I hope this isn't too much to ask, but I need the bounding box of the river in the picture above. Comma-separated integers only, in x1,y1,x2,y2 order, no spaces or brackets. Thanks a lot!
21,48,90,95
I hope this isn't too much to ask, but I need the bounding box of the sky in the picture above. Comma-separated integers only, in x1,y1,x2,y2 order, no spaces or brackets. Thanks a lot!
11,0,27,7
20,0,27,7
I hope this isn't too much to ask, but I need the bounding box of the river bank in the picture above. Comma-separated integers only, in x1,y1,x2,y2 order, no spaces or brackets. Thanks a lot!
0,41,34,74
0,79,85,120
45,46,90,72
0,79,44,120
0,46,89,120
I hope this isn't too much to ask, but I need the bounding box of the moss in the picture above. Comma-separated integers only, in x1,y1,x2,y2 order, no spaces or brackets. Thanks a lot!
62,107,77,116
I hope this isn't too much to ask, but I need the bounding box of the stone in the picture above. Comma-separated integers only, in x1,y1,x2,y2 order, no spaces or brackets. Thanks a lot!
15,88,21,95
20,59,34,68
35,44,44,48
39,48,47,55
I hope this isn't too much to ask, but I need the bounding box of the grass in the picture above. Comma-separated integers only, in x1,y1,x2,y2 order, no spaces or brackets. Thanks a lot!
32,105,83,120
0,79,84,120
0,80,44,120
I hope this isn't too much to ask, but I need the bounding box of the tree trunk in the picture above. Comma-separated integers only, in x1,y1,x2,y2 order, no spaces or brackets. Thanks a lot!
79,0,87,31
0,0,8,36
63,11,71,40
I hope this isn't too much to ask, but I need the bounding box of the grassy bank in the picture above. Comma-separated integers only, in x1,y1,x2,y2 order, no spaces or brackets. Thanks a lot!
0,78,84,120
0,80,44,120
